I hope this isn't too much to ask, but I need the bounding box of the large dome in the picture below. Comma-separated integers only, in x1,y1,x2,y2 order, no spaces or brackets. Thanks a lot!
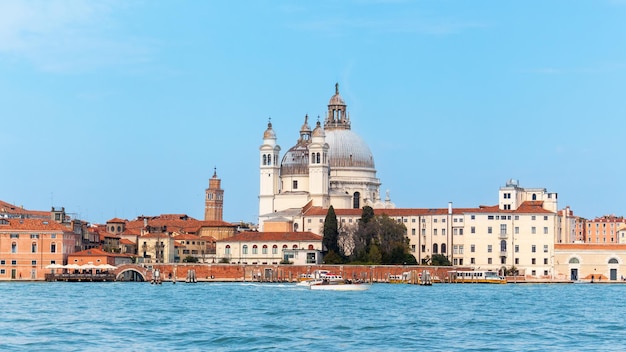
325,129,375,168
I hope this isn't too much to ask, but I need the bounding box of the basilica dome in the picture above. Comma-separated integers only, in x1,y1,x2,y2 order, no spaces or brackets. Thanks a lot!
325,129,375,169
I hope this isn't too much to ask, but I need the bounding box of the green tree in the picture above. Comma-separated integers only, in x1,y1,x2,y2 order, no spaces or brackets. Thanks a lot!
430,254,452,266
323,250,343,264
367,243,382,264
183,256,199,263
323,206,340,255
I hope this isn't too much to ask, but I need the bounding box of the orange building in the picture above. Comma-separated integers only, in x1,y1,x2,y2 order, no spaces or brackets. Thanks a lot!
0,218,78,280
576,215,626,244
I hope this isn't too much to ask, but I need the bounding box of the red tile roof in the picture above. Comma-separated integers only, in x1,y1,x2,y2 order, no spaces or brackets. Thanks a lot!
217,231,322,242
0,218,72,231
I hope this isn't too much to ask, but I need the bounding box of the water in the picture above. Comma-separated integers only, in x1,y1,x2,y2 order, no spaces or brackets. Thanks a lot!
1,282,625,351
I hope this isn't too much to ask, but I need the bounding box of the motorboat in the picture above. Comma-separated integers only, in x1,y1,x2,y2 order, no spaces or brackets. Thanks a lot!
308,279,371,291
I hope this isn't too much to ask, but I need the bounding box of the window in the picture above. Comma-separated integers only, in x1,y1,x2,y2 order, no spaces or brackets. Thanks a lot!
459,229,464,235
515,258,519,265
353,192,360,209
31,234,39,239
543,245,548,253
292,245,298,249
252,245,258,254
225,245,231,255
470,258,475,264
470,244,475,253
0,260,4,265
51,234,56,239
543,227,548,234
471,215,475,220
51,243,56,253
532,245,536,253
531,227,536,234
10,233,19,239
433,243,438,254
488,227,492,234
471,226,476,234
515,245,519,253
544,258,548,265
515,227,519,234
487,245,492,253
262,245,268,254
488,216,494,220
442,229,446,236
500,224,507,235
11,243,17,253
412,229,416,235
514,216,519,220
488,258,492,264
421,245,426,253
411,245,416,252
292,180,298,190
441,243,447,253
272,245,278,254
532,258,536,265
32,243,37,253
434,229,438,236
543,216,548,221
11,260,16,265
531,216,536,221
242,245,248,255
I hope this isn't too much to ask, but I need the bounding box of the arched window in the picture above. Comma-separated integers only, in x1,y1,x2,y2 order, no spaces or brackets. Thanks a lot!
441,243,447,254
242,245,248,255
11,242,17,253
433,243,438,254
311,153,315,164
282,245,288,250
353,192,360,209
293,223,299,232
500,240,507,252
51,242,57,253
252,245,258,254
316,152,320,163
262,245,268,254
31,242,37,253
568,257,579,264
608,258,619,264
225,245,231,255
267,154,271,165
272,245,278,254
263,154,267,165
292,244,298,249
532,194,537,201
308,244,314,250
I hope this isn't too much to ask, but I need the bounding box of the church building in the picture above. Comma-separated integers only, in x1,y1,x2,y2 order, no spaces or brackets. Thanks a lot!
258,84,394,231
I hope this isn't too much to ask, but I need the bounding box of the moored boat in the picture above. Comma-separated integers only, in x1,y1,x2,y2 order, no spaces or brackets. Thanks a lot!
296,271,344,287
450,270,506,284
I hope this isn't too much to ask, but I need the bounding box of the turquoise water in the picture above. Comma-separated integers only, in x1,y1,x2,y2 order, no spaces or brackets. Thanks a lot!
1,282,625,351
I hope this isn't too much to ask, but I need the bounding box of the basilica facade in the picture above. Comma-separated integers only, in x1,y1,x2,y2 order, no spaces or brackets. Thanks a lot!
258,84,394,231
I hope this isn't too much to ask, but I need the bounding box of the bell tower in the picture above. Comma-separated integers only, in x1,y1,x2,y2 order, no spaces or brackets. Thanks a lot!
259,120,281,216
204,168,224,221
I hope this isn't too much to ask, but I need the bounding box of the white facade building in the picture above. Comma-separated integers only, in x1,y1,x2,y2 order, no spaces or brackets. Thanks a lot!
259,84,393,231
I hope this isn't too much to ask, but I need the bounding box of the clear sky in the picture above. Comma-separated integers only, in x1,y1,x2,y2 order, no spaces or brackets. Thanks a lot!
2,1,625,224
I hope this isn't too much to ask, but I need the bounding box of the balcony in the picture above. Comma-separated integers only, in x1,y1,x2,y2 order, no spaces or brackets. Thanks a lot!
499,251,507,257
498,233,508,239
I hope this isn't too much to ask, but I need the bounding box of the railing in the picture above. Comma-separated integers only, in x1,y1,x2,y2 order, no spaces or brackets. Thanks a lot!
45,273,117,282
498,233,508,239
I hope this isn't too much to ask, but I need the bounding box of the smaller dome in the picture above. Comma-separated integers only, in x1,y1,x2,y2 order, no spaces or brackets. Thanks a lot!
328,83,346,106
280,144,309,176
312,120,325,138
263,121,276,139
300,114,311,133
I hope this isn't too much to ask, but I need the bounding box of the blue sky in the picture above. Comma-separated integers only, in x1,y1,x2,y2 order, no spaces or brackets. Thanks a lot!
1,1,625,224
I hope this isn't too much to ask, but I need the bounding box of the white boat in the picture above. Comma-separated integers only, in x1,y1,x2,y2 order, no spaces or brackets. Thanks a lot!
450,270,507,284
308,279,371,291
296,271,343,287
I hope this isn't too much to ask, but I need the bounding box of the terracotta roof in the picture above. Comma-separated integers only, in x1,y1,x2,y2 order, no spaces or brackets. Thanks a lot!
71,248,113,257
174,233,203,240
217,231,322,242
302,202,554,218
139,233,173,239
120,238,135,245
0,218,72,231
107,217,127,223
0,200,51,218
556,243,626,250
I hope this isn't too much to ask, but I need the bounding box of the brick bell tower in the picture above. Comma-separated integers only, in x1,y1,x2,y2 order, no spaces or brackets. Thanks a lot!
204,168,224,221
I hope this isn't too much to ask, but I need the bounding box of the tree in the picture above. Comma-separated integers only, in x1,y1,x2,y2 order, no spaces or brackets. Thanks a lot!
430,254,452,266
323,206,340,254
323,250,343,264
183,255,199,263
